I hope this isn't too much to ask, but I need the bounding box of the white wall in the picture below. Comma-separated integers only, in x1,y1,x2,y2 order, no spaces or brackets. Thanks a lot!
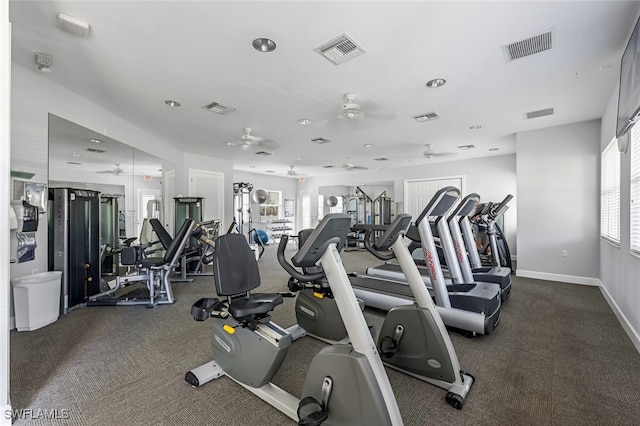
300,153,518,255
600,83,640,352
2,2,12,420
516,120,601,285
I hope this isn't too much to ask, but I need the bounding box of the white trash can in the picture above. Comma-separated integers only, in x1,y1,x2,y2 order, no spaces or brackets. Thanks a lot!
11,271,62,331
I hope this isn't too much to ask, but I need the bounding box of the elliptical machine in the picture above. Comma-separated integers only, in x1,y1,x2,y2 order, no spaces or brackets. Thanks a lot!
356,214,474,409
187,214,403,425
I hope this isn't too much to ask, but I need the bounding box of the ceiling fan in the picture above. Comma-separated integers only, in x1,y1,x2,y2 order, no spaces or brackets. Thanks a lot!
223,127,280,151
340,93,366,120
343,157,368,171
96,163,125,175
326,93,396,122
423,144,457,159
287,165,301,176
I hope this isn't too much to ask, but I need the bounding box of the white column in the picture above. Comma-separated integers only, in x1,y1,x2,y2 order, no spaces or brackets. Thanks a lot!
1,0,13,423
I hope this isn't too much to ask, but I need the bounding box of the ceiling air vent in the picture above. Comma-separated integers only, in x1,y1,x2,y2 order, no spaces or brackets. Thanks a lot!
202,101,236,115
413,112,440,123
86,148,105,153
525,107,554,119
502,29,554,63
323,165,335,168
255,151,273,156
310,137,331,144
314,33,366,65
457,144,475,150
374,157,389,161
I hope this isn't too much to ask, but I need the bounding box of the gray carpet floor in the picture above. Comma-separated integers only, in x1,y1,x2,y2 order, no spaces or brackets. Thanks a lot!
9,244,640,425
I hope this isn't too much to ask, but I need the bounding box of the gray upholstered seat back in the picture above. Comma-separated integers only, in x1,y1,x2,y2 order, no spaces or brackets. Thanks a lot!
213,233,261,296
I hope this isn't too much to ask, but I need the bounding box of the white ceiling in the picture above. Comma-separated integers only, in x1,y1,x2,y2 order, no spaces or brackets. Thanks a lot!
9,1,640,178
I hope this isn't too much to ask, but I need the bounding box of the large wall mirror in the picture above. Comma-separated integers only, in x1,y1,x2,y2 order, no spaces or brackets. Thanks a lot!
47,114,174,242
318,181,395,225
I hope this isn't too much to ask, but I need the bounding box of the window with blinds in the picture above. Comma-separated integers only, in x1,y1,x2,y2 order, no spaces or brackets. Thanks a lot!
601,138,620,245
631,127,640,253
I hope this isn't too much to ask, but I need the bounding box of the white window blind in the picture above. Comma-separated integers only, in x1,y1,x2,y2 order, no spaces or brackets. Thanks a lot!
601,138,620,244
631,128,640,253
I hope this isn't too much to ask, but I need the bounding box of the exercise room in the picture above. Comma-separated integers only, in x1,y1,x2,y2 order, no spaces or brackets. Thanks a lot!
2,1,640,425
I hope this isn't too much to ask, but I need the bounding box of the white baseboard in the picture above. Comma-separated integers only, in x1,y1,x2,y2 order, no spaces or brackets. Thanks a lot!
515,269,600,286
599,281,640,354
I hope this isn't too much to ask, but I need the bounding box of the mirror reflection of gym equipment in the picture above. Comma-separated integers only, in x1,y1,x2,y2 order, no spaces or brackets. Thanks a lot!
48,188,101,313
171,197,219,281
231,182,273,259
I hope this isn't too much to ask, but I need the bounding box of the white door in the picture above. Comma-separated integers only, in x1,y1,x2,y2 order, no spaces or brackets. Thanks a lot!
163,170,176,235
299,191,312,230
404,176,465,219
189,169,224,229
137,189,161,238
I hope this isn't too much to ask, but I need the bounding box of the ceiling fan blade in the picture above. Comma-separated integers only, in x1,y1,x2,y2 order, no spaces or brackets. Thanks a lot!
257,138,281,151
367,110,397,120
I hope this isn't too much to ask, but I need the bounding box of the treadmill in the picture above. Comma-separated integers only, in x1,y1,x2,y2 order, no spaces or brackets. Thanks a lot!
454,194,512,300
368,193,511,302
466,195,513,271
349,186,501,336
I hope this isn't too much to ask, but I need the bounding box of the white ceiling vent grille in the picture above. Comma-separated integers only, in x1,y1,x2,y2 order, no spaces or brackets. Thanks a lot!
310,137,331,144
202,101,236,115
255,151,273,156
502,30,554,62
525,107,554,119
314,33,366,65
86,148,105,153
413,112,440,122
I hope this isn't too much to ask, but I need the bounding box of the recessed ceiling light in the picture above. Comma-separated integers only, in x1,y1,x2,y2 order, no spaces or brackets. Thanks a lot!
71,153,81,157
364,144,374,148
297,118,312,125
253,38,276,52
296,157,303,161
89,138,102,144
426,78,446,88
224,141,234,146
469,125,482,130
164,100,181,107
248,165,256,168
265,170,276,173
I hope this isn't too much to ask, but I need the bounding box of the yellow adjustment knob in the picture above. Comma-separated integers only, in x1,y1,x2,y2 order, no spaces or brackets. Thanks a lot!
223,324,235,334
313,292,324,299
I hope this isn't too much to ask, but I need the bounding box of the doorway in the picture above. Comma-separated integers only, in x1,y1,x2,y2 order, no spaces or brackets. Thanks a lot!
404,176,465,218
